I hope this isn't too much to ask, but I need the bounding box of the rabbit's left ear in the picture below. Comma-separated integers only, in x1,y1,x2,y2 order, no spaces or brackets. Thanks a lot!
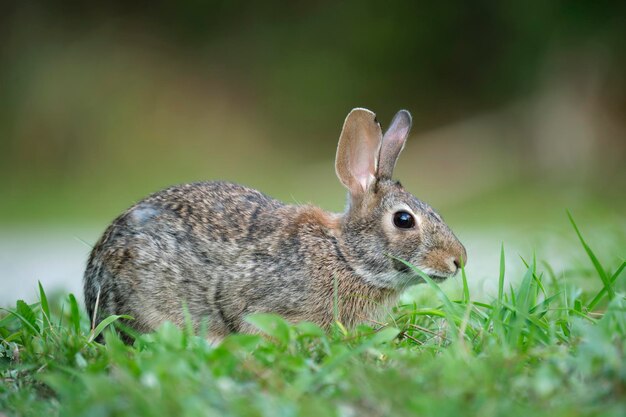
377,110,412,180
335,108,383,195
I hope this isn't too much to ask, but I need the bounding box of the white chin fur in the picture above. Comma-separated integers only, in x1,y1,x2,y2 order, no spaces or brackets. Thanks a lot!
355,267,421,289
355,265,450,289
418,266,450,278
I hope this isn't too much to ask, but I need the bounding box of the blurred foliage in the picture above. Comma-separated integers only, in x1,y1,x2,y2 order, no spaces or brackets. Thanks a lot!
4,0,624,130
1,0,625,224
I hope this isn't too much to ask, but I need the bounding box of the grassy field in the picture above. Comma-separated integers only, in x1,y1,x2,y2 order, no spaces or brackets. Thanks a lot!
1,215,624,417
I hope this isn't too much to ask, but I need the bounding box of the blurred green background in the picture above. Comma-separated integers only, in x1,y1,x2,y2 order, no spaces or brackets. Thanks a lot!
1,0,625,302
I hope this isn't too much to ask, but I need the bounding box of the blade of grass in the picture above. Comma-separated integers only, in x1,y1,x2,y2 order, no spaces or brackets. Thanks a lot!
112,320,142,344
567,210,614,300
181,302,195,347
38,281,51,332
587,261,626,311
68,294,81,334
16,300,40,335
461,260,470,304
529,293,562,315
498,243,505,303
519,255,547,298
501,301,551,345
88,314,133,343
57,302,65,329
472,301,495,310
516,263,535,313
506,266,534,347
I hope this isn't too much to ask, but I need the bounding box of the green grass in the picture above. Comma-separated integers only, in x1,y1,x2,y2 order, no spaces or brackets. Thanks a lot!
1,217,625,417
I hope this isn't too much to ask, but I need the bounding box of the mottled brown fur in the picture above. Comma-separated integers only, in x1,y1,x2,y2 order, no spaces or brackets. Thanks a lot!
84,108,466,341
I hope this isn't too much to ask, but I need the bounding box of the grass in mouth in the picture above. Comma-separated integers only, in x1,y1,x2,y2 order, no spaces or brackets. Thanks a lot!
0,214,625,417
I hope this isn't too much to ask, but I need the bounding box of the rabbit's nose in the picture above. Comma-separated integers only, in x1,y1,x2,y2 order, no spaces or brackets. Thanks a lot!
447,257,461,275
450,245,467,274
453,257,461,270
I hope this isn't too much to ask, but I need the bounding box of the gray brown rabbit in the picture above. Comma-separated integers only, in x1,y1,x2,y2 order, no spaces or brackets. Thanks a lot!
84,108,467,340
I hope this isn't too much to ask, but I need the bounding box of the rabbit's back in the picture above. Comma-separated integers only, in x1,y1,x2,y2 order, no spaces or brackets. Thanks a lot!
84,181,321,337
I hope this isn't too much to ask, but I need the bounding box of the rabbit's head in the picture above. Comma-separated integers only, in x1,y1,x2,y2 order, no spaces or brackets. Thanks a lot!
335,108,467,289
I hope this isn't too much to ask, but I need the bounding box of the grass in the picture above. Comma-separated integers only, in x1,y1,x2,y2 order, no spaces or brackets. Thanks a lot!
0,217,625,417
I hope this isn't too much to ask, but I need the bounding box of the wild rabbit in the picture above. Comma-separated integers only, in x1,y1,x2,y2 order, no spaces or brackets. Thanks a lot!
84,108,466,340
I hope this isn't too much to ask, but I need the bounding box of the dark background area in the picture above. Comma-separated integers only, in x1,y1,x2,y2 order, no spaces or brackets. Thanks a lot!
2,0,625,224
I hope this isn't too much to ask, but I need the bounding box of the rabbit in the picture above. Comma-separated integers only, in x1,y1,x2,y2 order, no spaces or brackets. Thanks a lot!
83,108,467,341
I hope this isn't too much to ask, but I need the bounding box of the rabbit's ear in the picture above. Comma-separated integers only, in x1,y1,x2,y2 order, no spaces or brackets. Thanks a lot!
335,108,383,195
377,110,412,180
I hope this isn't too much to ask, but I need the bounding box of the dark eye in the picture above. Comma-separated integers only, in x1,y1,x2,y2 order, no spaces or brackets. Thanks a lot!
393,211,415,229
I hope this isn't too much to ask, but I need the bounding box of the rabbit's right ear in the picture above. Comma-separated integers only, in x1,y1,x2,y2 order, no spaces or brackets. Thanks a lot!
377,110,412,180
335,108,383,196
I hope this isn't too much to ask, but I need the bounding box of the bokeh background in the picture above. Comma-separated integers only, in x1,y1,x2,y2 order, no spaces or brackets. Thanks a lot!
1,0,625,304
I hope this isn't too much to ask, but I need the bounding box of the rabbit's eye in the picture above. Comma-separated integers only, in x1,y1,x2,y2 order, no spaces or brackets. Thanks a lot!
393,211,415,229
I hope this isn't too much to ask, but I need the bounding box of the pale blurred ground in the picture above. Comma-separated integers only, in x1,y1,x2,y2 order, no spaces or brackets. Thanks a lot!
1,222,623,306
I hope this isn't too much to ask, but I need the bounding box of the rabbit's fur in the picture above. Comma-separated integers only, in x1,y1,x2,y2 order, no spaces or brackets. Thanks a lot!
84,108,466,340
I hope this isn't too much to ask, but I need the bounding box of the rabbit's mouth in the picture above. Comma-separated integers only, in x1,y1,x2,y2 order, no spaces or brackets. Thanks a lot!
428,274,450,282
421,266,455,282
390,258,452,282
